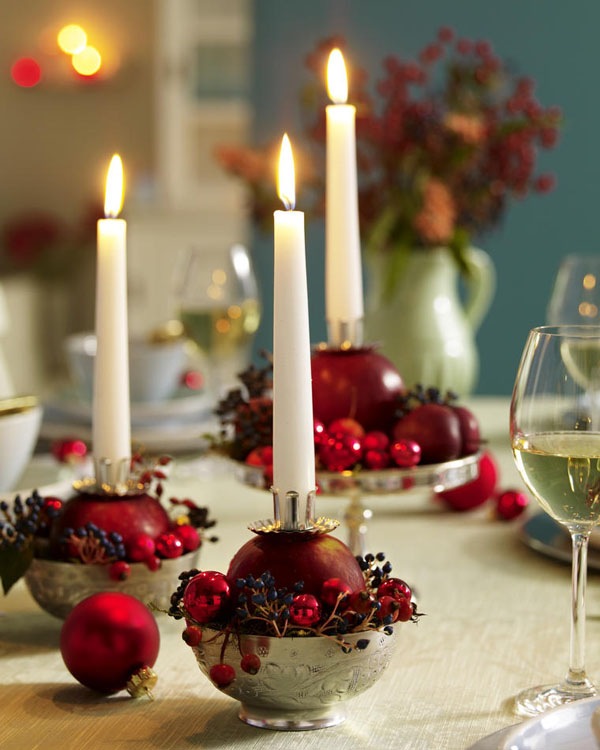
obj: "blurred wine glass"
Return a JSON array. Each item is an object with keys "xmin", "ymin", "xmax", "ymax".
[
  {"xmin": 173, "ymin": 244, "xmax": 261, "ymax": 399},
  {"xmin": 547, "ymin": 255, "xmax": 600, "ymax": 325}
]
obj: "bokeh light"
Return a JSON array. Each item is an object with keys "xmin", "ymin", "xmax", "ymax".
[
  {"xmin": 11, "ymin": 57, "xmax": 42, "ymax": 88},
  {"xmin": 57, "ymin": 24, "xmax": 87, "ymax": 55},
  {"xmin": 71, "ymin": 45, "xmax": 102, "ymax": 77}
]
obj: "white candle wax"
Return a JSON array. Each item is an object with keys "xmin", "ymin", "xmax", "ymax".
[
  {"xmin": 326, "ymin": 49, "xmax": 363, "ymax": 340},
  {"xmin": 272, "ymin": 210, "xmax": 315, "ymax": 501},
  {"xmin": 272, "ymin": 136, "xmax": 315, "ymax": 505},
  {"xmin": 92, "ymin": 156, "xmax": 131, "ymax": 483}
]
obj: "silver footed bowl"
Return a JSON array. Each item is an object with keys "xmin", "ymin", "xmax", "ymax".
[
  {"xmin": 192, "ymin": 627, "xmax": 398, "ymax": 730},
  {"xmin": 24, "ymin": 550, "xmax": 200, "ymax": 619}
]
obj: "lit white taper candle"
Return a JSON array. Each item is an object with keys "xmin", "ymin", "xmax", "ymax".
[
  {"xmin": 272, "ymin": 134, "xmax": 316, "ymax": 508},
  {"xmin": 92, "ymin": 154, "xmax": 131, "ymax": 484},
  {"xmin": 326, "ymin": 48, "xmax": 364, "ymax": 346}
]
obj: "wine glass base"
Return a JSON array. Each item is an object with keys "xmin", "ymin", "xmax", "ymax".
[{"xmin": 514, "ymin": 681, "xmax": 597, "ymax": 717}]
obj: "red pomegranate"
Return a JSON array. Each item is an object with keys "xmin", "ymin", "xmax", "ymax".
[
  {"xmin": 311, "ymin": 346, "xmax": 404, "ymax": 432},
  {"xmin": 49, "ymin": 492, "xmax": 170, "ymax": 558},
  {"xmin": 227, "ymin": 533, "xmax": 365, "ymax": 596}
]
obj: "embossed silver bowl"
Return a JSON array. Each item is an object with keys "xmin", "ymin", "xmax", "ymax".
[
  {"xmin": 192, "ymin": 628, "xmax": 398, "ymax": 730},
  {"xmin": 24, "ymin": 551, "xmax": 199, "ymax": 619}
]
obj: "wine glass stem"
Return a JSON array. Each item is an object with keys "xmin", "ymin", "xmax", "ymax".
[{"xmin": 567, "ymin": 531, "xmax": 591, "ymax": 688}]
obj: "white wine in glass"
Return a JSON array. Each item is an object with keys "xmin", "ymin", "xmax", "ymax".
[
  {"xmin": 511, "ymin": 324, "xmax": 600, "ymax": 717},
  {"xmin": 174, "ymin": 244, "xmax": 261, "ymax": 399}
]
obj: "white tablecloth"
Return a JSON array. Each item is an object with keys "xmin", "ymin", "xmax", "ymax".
[{"xmin": 1, "ymin": 398, "xmax": 596, "ymax": 749}]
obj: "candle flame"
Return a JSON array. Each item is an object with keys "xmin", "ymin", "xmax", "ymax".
[
  {"xmin": 104, "ymin": 154, "xmax": 124, "ymax": 218},
  {"xmin": 277, "ymin": 134, "xmax": 295, "ymax": 210},
  {"xmin": 327, "ymin": 48, "xmax": 348, "ymax": 104}
]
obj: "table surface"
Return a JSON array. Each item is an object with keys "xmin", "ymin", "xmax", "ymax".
[{"xmin": 1, "ymin": 397, "xmax": 597, "ymax": 750}]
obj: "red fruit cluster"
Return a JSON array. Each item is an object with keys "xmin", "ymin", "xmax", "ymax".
[
  {"xmin": 125, "ymin": 524, "xmax": 202, "ymax": 572},
  {"xmin": 244, "ymin": 396, "xmax": 481, "ymax": 478}
]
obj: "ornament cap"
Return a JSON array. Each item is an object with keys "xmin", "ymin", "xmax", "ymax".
[{"xmin": 126, "ymin": 665, "xmax": 158, "ymax": 699}]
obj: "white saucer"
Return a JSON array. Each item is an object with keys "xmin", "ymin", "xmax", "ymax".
[
  {"xmin": 43, "ymin": 387, "xmax": 212, "ymax": 426},
  {"xmin": 499, "ymin": 695, "xmax": 600, "ymax": 748}
]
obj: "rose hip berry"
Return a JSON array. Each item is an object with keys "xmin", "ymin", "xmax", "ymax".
[
  {"xmin": 182, "ymin": 625, "xmax": 203, "ymax": 647},
  {"xmin": 240, "ymin": 653, "xmax": 261, "ymax": 674},
  {"xmin": 108, "ymin": 560, "xmax": 131, "ymax": 582},
  {"xmin": 209, "ymin": 663, "xmax": 236, "ymax": 688}
]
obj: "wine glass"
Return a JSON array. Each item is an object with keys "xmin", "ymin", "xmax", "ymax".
[
  {"xmin": 547, "ymin": 255, "xmax": 600, "ymax": 325},
  {"xmin": 511, "ymin": 324, "xmax": 600, "ymax": 717},
  {"xmin": 172, "ymin": 244, "xmax": 261, "ymax": 400}
]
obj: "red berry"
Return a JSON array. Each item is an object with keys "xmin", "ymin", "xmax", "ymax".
[
  {"xmin": 240, "ymin": 653, "xmax": 261, "ymax": 674},
  {"xmin": 378, "ymin": 595, "xmax": 400, "ymax": 622},
  {"xmin": 182, "ymin": 625, "xmax": 203, "ymax": 647},
  {"xmin": 43, "ymin": 496, "xmax": 63, "ymax": 513},
  {"xmin": 363, "ymin": 431, "xmax": 390, "ymax": 451},
  {"xmin": 209, "ymin": 663, "xmax": 236, "ymax": 688},
  {"xmin": 390, "ymin": 439, "xmax": 421, "ymax": 467},
  {"xmin": 347, "ymin": 590, "xmax": 377, "ymax": 615},
  {"xmin": 181, "ymin": 370, "xmax": 204, "ymax": 390},
  {"xmin": 495, "ymin": 489, "xmax": 529, "ymax": 520},
  {"xmin": 289, "ymin": 594, "xmax": 322, "ymax": 627},
  {"xmin": 145, "ymin": 555, "xmax": 161, "ymax": 572},
  {"xmin": 320, "ymin": 577, "xmax": 352, "ymax": 607},
  {"xmin": 108, "ymin": 560, "xmax": 131, "ymax": 581},
  {"xmin": 174, "ymin": 524, "xmax": 201, "ymax": 552},
  {"xmin": 155, "ymin": 532, "xmax": 184, "ymax": 559},
  {"xmin": 377, "ymin": 577, "xmax": 412, "ymax": 602},
  {"xmin": 127, "ymin": 533, "xmax": 156, "ymax": 562},
  {"xmin": 395, "ymin": 597, "xmax": 415, "ymax": 622}
]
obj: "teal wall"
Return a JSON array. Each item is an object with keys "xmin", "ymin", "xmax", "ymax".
[{"xmin": 249, "ymin": 0, "xmax": 599, "ymax": 395}]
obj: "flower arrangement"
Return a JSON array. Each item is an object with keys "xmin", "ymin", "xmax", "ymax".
[
  {"xmin": 216, "ymin": 27, "xmax": 561, "ymax": 296},
  {"xmin": 0, "ymin": 202, "xmax": 100, "ymax": 280}
]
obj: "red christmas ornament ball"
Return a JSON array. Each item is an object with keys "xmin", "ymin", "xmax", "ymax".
[
  {"xmin": 183, "ymin": 570, "xmax": 231, "ymax": 623},
  {"xmin": 437, "ymin": 452, "xmax": 499, "ymax": 512},
  {"xmin": 155, "ymin": 532, "xmax": 184, "ymax": 559},
  {"xmin": 496, "ymin": 489, "xmax": 529, "ymax": 520},
  {"xmin": 320, "ymin": 577, "xmax": 352, "ymax": 607},
  {"xmin": 127, "ymin": 532, "xmax": 156, "ymax": 562},
  {"xmin": 390, "ymin": 439, "xmax": 421, "ymax": 468},
  {"xmin": 175, "ymin": 524, "xmax": 201, "ymax": 552},
  {"xmin": 60, "ymin": 592, "xmax": 160, "ymax": 694},
  {"xmin": 318, "ymin": 432, "xmax": 363, "ymax": 471},
  {"xmin": 289, "ymin": 593, "xmax": 322, "ymax": 627},
  {"xmin": 51, "ymin": 438, "xmax": 88, "ymax": 464}
]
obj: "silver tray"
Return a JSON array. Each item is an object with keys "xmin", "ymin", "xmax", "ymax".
[
  {"xmin": 236, "ymin": 452, "xmax": 481, "ymax": 496},
  {"xmin": 235, "ymin": 454, "xmax": 481, "ymax": 556}
]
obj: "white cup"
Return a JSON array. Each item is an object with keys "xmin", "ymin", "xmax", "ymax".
[{"xmin": 64, "ymin": 332, "xmax": 188, "ymax": 403}]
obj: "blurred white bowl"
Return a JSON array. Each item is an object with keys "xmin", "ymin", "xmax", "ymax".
[
  {"xmin": 0, "ymin": 398, "xmax": 43, "ymax": 491},
  {"xmin": 65, "ymin": 333, "xmax": 188, "ymax": 403}
]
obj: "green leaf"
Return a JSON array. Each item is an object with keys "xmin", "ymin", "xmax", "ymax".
[{"xmin": 0, "ymin": 542, "xmax": 33, "ymax": 595}]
